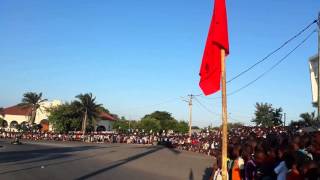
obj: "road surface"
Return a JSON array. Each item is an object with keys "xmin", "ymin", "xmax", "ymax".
[{"xmin": 0, "ymin": 139, "xmax": 214, "ymax": 180}]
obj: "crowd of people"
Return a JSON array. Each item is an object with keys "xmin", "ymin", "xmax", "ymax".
[
  {"xmin": 1, "ymin": 125, "xmax": 319, "ymax": 179},
  {"xmin": 171, "ymin": 126, "xmax": 320, "ymax": 180},
  {"xmin": 0, "ymin": 131, "xmax": 159, "ymax": 145}
]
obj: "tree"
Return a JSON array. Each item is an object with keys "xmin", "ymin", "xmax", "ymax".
[
  {"xmin": 142, "ymin": 111, "xmax": 176, "ymax": 131},
  {"xmin": 113, "ymin": 119, "xmax": 130, "ymax": 132},
  {"xmin": 19, "ymin": 92, "xmax": 48, "ymax": 124},
  {"xmin": 175, "ymin": 121, "xmax": 189, "ymax": 134},
  {"xmin": 251, "ymin": 103, "xmax": 283, "ymax": 127},
  {"xmin": 140, "ymin": 117, "xmax": 161, "ymax": 133},
  {"xmin": 191, "ymin": 126, "xmax": 200, "ymax": 130},
  {"xmin": 97, "ymin": 106, "xmax": 110, "ymax": 114},
  {"xmin": 74, "ymin": 93, "xmax": 102, "ymax": 133},
  {"xmin": 228, "ymin": 122, "xmax": 244, "ymax": 129},
  {"xmin": 48, "ymin": 102, "xmax": 82, "ymax": 133},
  {"xmin": 290, "ymin": 112, "xmax": 318, "ymax": 128},
  {"xmin": 0, "ymin": 107, "xmax": 4, "ymax": 116},
  {"xmin": 299, "ymin": 112, "xmax": 317, "ymax": 126},
  {"xmin": 0, "ymin": 117, "xmax": 8, "ymax": 128}
]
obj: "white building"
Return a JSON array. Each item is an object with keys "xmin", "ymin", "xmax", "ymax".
[
  {"xmin": 96, "ymin": 112, "xmax": 116, "ymax": 131},
  {"xmin": 0, "ymin": 100, "xmax": 62, "ymax": 131},
  {"xmin": 0, "ymin": 100, "xmax": 116, "ymax": 132},
  {"xmin": 309, "ymin": 55, "xmax": 319, "ymax": 107}
]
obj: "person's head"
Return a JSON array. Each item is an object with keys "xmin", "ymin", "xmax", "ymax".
[
  {"xmin": 254, "ymin": 150, "xmax": 266, "ymax": 165},
  {"xmin": 284, "ymin": 152, "xmax": 295, "ymax": 170},
  {"xmin": 232, "ymin": 144, "xmax": 242, "ymax": 158},
  {"xmin": 303, "ymin": 161, "xmax": 319, "ymax": 180},
  {"xmin": 277, "ymin": 145, "xmax": 287, "ymax": 159},
  {"xmin": 242, "ymin": 145, "xmax": 253, "ymax": 161},
  {"xmin": 313, "ymin": 131, "xmax": 320, "ymax": 145}
]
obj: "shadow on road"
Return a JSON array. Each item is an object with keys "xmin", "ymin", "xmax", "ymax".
[
  {"xmin": 167, "ymin": 147, "xmax": 181, "ymax": 155},
  {"xmin": 0, "ymin": 144, "xmax": 116, "ymax": 164},
  {"xmin": 75, "ymin": 146, "xmax": 165, "ymax": 180},
  {"xmin": 0, "ymin": 150, "xmax": 117, "ymax": 175},
  {"xmin": 189, "ymin": 169, "xmax": 194, "ymax": 180},
  {"xmin": 202, "ymin": 167, "xmax": 213, "ymax": 180}
]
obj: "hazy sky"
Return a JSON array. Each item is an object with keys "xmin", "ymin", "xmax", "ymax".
[{"xmin": 0, "ymin": 0, "xmax": 319, "ymax": 127}]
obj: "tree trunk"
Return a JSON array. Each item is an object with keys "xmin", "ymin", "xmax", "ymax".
[
  {"xmin": 30, "ymin": 108, "xmax": 37, "ymax": 124},
  {"xmin": 93, "ymin": 119, "xmax": 97, "ymax": 132},
  {"xmin": 82, "ymin": 109, "xmax": 87, "ymax": 141}
]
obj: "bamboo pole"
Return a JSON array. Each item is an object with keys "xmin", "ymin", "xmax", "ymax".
[
  {"xmin": 221, "ymin": 49, "xmax": 228, "ymax": 180},
  {"xmin": 317, "ymin": 12, "xmax": 320, "ymax": 120}
]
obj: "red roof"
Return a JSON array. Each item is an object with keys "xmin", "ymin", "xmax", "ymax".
[
  {"xmin": 3, "ymin": 105, "xmax": 32, "ymax": 116},
  {"xmin": 99, "ymin": 112, "xmax": 116, "ymax": 121}
]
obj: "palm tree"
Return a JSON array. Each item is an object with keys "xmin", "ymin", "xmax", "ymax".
[
  {"xmin": 74, "ymin": 93, "xmax": 102, "ymax": 135},
  {"xmin": 19, "ymin": 92, "xmax": 47, "ymax": 124},
  {"xmin": 0, "ymin": 107, "xmax": 4, "ymax": 117},
  {"xmin": 299, "ymin": 112, "xmax": 316, "ymax": 126}
]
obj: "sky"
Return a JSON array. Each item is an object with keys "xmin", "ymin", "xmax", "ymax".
[{"xmin": 0, "ymin": 0, "xmax": 319, "ymax": 127}]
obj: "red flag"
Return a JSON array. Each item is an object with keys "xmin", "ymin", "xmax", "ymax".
[{"xmin": 199, "ymin": 0, "xmax": 229, "ymax": 95}]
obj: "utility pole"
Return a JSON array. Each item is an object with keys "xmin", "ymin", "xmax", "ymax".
[
  {"xmin": 188, "ymin": 94, "xmax": 194, "ymax": 137},
  {"xmin": 183, "ymin": 94, "xmax": 194, "ymax": 137},
  {"xmin": 317, "ymin": 12, "xmax": 320, "ymax": 120},
  {"xmin": 187, "ymin": 95, "xmax": 193, "ymax": 137}
]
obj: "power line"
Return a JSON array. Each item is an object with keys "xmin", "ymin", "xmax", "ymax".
[
  {"xmin": 227, "ymin": 19, "xmax": 317, "ymax": 83},
  {"xmin": 228, "ymin": 29, "xmax": 317, "ymax": 96},
  {"xmin": 193, "ymin": 97, "xmax": 243, "ymax": 122},
  {"xmin": 203, "ymin": 29, "xmax": 317, "ymax": 99},
  {"xmin": 194, "ymin": 97, "xmax": 219, "ymax": 115}
]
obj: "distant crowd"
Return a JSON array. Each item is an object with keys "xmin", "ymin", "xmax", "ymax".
[{"xmin": 1, "ymin": 125, "xmax": 320, "ymax": 179}]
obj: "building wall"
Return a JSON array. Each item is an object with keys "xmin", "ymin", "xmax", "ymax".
[
  {"xmin": 1, "ymin": 114, "xmax": 29, "ymax": 125},
  {"xmin": 0, "ymin": 100, "xmax": 61, "ymax": 131},
  {"xmin": 96, "ymin": 120, "xmax": 114, "ymax": 131},
  {"xmin": 309, "ymin": 55, "xmax": 319, "ymax": 107}
]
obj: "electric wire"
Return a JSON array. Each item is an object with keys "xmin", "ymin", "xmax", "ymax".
[{"xmin": 227, "ymin": 19, "xmax": 317, "ymax": 83}]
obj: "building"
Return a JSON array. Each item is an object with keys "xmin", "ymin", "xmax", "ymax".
[
  {"xmin": 96, "ymin": 112, "xmax": 116, "ymax": 131},
  {"xmin": 0, "ymin": 100, "xmax": 62, "ymax": 132},
  {"xmin": 309, "ymin": 55, "xmax": 319, "ymax": 107},
  {"xmin": 0, "ymin": 100, "xmax": 116, "ymax": 132}
]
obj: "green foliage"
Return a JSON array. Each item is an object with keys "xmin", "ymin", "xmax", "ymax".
[
  {"xmin": 19, "ymin": 92, "xmax": 48, "ymax": 124},
  {"xmin": 139, "ymin": 111, "xmax": 188, "ymax": 133},
  {"xmin": 299, "ymin": 112, "xmax": 318, "ymax": 126},
  {"xmin": 74, "ymin": 93, "xmax": 103, "ymax": 132},
  {"xmin": 251, "ymin": 102, "xmax": 283, "ymax": 127},
  {"xmin": 0, "ymin": 117, "xmax": 8, "ymax": 128},
  {"xmin": 0, "ymin": 107, "xmax": 4, "ymax": 116},
  {"xmin": 74, "ymin": 93, "xmax": 102, "ymax": 121},
  {"xmin": 97, "ymin": 106, "xmax": 110, "ymax": 114},
  {"xmin": 191, "ymin": 126, "xmax": 200, "ymax": 129},
  {"xmin": 290, "ymin": 112, "xmax": 318, "ymax": 127},
  {"xmin": 227, "ymin": 122, "xmax": 244, "ymax": 129},
  {"xmin": 140, "ymin": 117, "xmax": 161, "ymax": 133},
  {"xmin": 113, "ymin": 111, "xmax": 188, "ymax": 134},
  {"xmin": 142, "ymin": 111, "xmax": 176, "ymax": 131},
  {"xmin": 113, "ymin": 119, "xmax": 130, "ymax": 132},
  {"xmin": 175, "ymin": 121, "xmax": 189, "ymax": 134},
  {"xmin": 48, "ymin": 102, "xmax": 82, "ymax": 133}
]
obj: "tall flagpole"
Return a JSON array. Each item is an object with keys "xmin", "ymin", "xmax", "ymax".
[{"xmin": 221, "ymin": 49, "xmax": 228, "ymax": 180}]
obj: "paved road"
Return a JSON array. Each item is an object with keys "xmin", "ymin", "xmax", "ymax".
[{"xmin": 0, "ymin": 139, "xmax": 214, "ymax": 180}]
